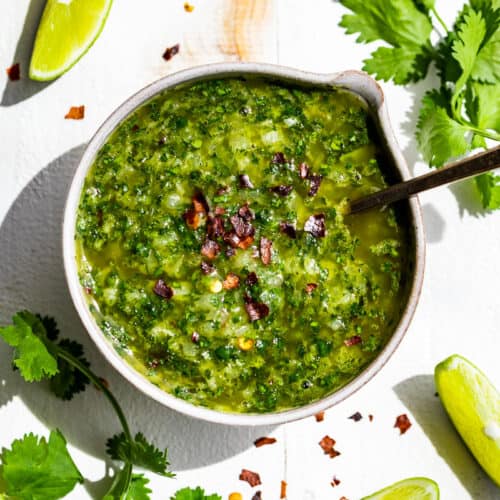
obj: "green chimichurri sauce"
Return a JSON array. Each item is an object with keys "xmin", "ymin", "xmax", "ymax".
[{"xmin": 76, "ymin": 78, "xmax": 411, "ymax": 413}]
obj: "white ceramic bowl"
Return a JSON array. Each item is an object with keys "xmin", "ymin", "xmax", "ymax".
[{"xmin": 63, "ymin": 63, "xmax": 425, "ymax": 426}]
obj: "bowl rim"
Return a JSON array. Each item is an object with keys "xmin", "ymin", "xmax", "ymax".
[{"xmin": 62, "ymin": 62, "xmax": 426, "ymax": 426}]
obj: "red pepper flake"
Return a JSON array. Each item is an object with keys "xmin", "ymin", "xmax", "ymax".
[
  {"xmin": 239, "ymin": 469, "xmax": 261, "ymax": 487},
  {"xmin": 184, "ymin": 2, "xmax": 194, "ymax": 12},
  {"xmin": 191, "ymin": 332, "xmax": 200, "ymax": 343},
  {"xmin": 230, "ymin": 214, "xmax": 255, "ymax": 239},
  {"xmin": 270, "ymin": 185, "xmax": 293, "ymax": 196},
  {"xmin": 304, "ymin": 213, "xmax": 326, "ymax": 238},
  {"xmin": 216, "ymin": 185, "xmax": 230, "ymax": 196},
  {"xmin": 279, "ymin": 221, "xmax": 297, "ymax": 239},
  {"xmin": 344, "ymin": 335, "xmax": 362, "ymax": 347},
  {"xmin": 207, "ymin": 214, "xmax": 225, "ymax": 239},
  {"xmin": 153, "ymin": 279, "xmax": 174, "ymax": 300},
  {"xmin": 200, "ymin": 261, "xmax": 216, "ymax": 275},
  {"xmin": 369, "ymin": 414, "xmax": 374, "ymax": 422},
  {"xmin": 331, "ymin": 476, "xmax": 341, "ymax": 487},
  {"xmin": 299, "ymin": 162, "xmax": 310, "ymax": 179},
  {"xmin": 305, "ymin": 283, "xmax": 318, "ymax": 294},
  {"xmin": 251, "ymin": 492, "xmax": 262, "ymax": 500},
  {"xmin": 315, "ymin": 411, "xmax": 325, "ymax": 422},
  {"xmin": 244, "ymin": 294, "xmax": 269, "ymax": 322},
  {"xmin": 223, "ymin": 272, "xmax": 240, "ymax": 290},
  {"xmin": 319, "ymin": 435, "xmax": 341, "ymax": 458},
  {"xmin": 6, "ymin": 63, "xmax": 20, "ymax": 81},
  {"xmin": 281, "ymin": 480, "xmax": 287, "ymax": 498},
  {"xmin": 272, "ymin": 152, "xmax": 286, "ymax": 164},
  {"xmin": 238, "ymin": 203, "xmax": 255, "ymax": 221},
  {"xmin": 201, "ymin": 239, "xmax": 220, "ymax": 260},
  {"xmin": 163, "ymin": 43, "xmax": 180, "ymax": 61},
  {"xmin": 192, "ymin": 191, "xmax": 209, "ymax": 214},
  {"xmin": 349, "ymin": 411, "xmax": 363, "ymax": 422},
  {"xmin": 237, "ymin": 235, "xmax": 254, "ymax": 249},
  {"xmin": 148, "ymin": 358, "xmax": 160, "ymax": 369},
  {"xmin": 260, "ymin": 237, "xmax": 272, "ymax": 265},
  {"xmin": 84, "ymin": 287, "xmax": 93, "ymax": 295},
  {"xmin": 394, "ymin": 413, "xmax": 412, "ymax": 435},
  {"xmin": 340, "ymin": 497, "xmax": 350, "ymax": 500},
  {"xmin": 254, "ymin": 436, "xmax": 277, "ymax": 447},
  {"xmin": 183, "ymin": 208, "xmax": 200, "ymax": 229},
  {"xmin": 308, "ymin": 174, "xmax": 323, "ymax": 196},
  {"xmin": 245, "ymin": 272, "xmax": 258, "ymax": 286},
  {"xmin": 65, "ymin": 106, "xmax": 85, "ymax": 120},
  {"xmin": 239, "ymin": 174, "xmax": 254, "ymax": 189}
]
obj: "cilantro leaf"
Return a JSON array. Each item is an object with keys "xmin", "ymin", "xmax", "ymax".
[
  {"xmin": 0, "ymin": 430, "xmax": 83, "ymax": 500},
  {"xmin": 339, "ymin": 0, "xmax": 433, "ymax": 84},
  {"xmin": 125, "ymin": 474, "xmax": 152, "ymax": 500},
  {"xmin": 0, "ymin": 312, "xmax": 58, "ymax": 382},
  {"xmin": 417, "ymin": 90, "xmax": 471, "ymax": 167},
  {"xmin": 106, "ymin": 433, "xmax": 174, "ymax": 477},
  {"xmin": 339, "ymin": 0, "xmax": 433, "ymax": 47},
  {"xmin": 50, "ymin": 339, "xmax": 91, "ymax": 400},
  {"xmin": 475, "ymin": 172, "xmax": 500, "ymax": 209},
  {"xmin": 37, "ymin": 315, "xmax": 60, "ymax": 341},
  {"xmin": 170, "ymin": 486, "xmax": 222, "ymax": 500},
  {"xmin": 466, "ymin": 81, "xmax": 500, "ymax": 131},
  {"xmin": 363, "ymin": 46, "xmax": 431, "ymax": 84},
  {"xmin": 471, "ymin": 28, "xmax": 500, "ymax": 83},
  {"xmin": 451, "ymin": 9, "xmax": 487, "ymax": 110}
]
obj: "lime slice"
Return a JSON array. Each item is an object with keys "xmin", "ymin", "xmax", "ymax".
[
  {"xmin": 29, "ymin": 0, "xmax": 113, "ymax": 81},
  {"xmin": 361, "ymin": 477, "xmax": 439, "ymax": 500},
  {"xmin": 435, "ymin": 354, "xmax": 500, "ymax": 486}
]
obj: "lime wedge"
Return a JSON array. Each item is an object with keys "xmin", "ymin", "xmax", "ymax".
[
  {"xmin": 435, "ymin": 354, "xmax": 500, "ymax": 486},
  {"xmin": 361, "ymin": 477, "xmax": 440, "ymax": 500},
  {"xmin": 29, "ymin": 0, "xmax": 113, "ymax": 81}
]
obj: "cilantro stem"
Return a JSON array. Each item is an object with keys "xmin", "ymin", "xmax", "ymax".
[
  {"xmin": 464, "ymin": 124, "xmax": 500, "ymax": 143},
  {"xmin": 55, "ymin": 347, "xmax": 132, "ymax": 443},
  {"xmin": 431, "ymin": 7, "xmax": 448, "ymax": 34}
]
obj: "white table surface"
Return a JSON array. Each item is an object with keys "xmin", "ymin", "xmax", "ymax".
[{"xmin": 1, "ymin": 1, "xmax": 499, "ymax": 499}]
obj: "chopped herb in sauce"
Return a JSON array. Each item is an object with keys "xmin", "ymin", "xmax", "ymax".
[{"xmin": 76, "ymin": 78, "xmax": 411, "ymax": 413}]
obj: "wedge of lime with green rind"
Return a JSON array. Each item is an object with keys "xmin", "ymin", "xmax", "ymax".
[
  {"xmin": 29, "ymin": 0, "xmax": 113, "ymax": 81},
  {"xmin": 435, "ymin": 354, "xmax": 500, "ymax": 486},
  {"xmin": 361, "ymin": 477, "xmax": 440, "ymax": 500}
]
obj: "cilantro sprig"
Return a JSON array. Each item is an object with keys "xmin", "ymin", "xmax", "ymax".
[
  {"xmin": 339, "ymin": 0, "xmax": 500, "ymax": 210},
  {"xmin": 0, "ymin": 311, "xmax": 174, "ymax": 499}
]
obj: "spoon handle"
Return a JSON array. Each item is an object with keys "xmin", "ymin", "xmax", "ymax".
[{"xmin": 348, "ymin": 145, "xmax": 500, "ymax": 215}]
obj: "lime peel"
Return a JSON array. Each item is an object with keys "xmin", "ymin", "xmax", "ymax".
[
  {"xmin": 29, "ymin": 0, "xmax": 113, "ymax": 81},
  {"xmin": 435, "ymin": 354, "xmax": 500, "ymax": 487},
  {"xmin": 361, "ymin": 477, "xmax": 440, "ymax": 500}
]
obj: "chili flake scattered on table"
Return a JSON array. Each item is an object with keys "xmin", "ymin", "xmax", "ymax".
[
  {"xmin": 239, "ymin": 469, "xmax": 261, "ymax": 487},
  {"xmin": 369, "ymin": 414, "xmax": 374, "ymax": 422},
  {"xmin": 251, "ymin": 492, "xmax": 262, "ymax": 500},
  {"xmin": 394, "ymin": 413, "xmax": 412, "ymax": 434},
  {"xmin": 65, "ymin": 106, "xmax": 85, "ymax": 120},
  {"xmin": 184, "ymin": 2, "xmax": 194, "ymax": 12},
  {"xmin": 331, "ymin": 476, "xmax": 341, "ymax": 487},
  {"xmin": 254, "ymin": 436, "xmax": 277, "ymax": 447},
  {"xmin": 281, "ymin": 480, "xmax": 287, "ymax": 498},
  {"xmin": 163, "ymin": 43, "xmax": 180, "ymax": 61},
  {"xmin": 348, "ymin": 411, "xmax": 362, "ymax": 422},
  {"xmin": 315, "ymin": 411, "xmax": 325, "ymax": 422},
  {"xmin": 6, "ymin": 63, "xmax": 20, "ymax": 81},
  {"xmin": 319, "ymin": 435, "xmax": 341, "ymax": 458}
]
